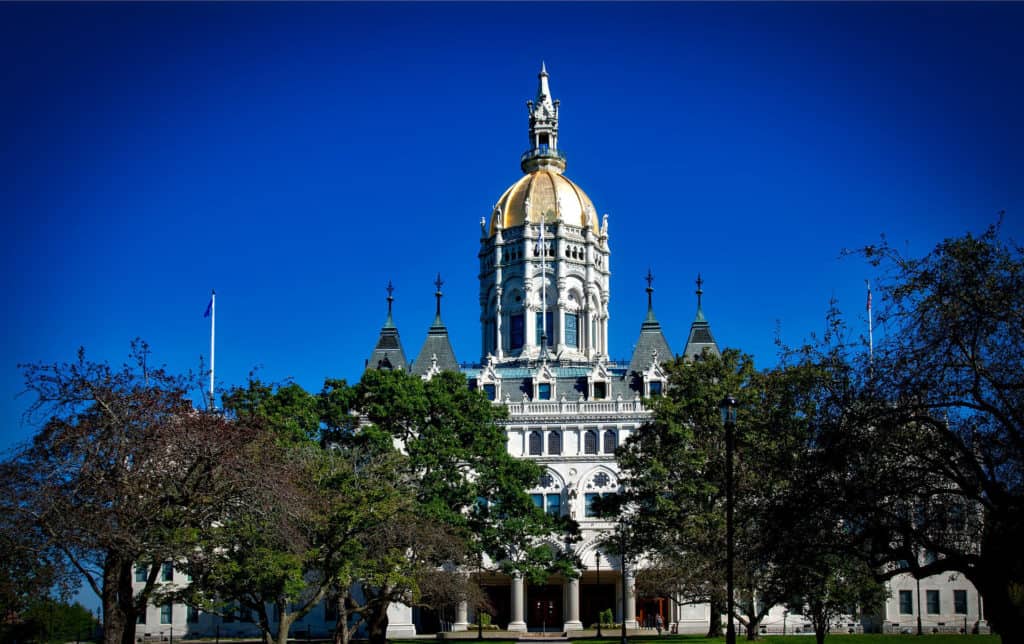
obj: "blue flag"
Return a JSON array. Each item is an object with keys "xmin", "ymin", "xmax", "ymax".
[{"xmin": 203, "ymin": 298, "xmax": 212, "ymax": 318}]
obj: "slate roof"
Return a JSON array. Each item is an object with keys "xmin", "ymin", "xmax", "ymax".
[
  {"xmin": 411, "ymin": 318, "xmax": 459, "ymax": 376},
  {"xmin": 627, "ymin": 308, "xmax": 673, "ymax": 375},
  {"xmin": 366, "ymin": 315, "xmax": 408, "ymax": 372}
]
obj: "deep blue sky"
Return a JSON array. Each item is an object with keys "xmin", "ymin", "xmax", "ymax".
[{"xmin": 3, "ymin": 2, "xmax": 1023, "ymax": 456}]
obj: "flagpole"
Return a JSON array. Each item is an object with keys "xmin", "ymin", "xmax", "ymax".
[
  {"xmin": 209, "ymin": 289, "xmax": 216, "ymax": 407},
  {"xmin": 866, "ymin": 280, "xmax": 873, "ymax": 363}
]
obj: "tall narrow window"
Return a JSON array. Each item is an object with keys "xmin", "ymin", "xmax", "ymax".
[
  {"xmin": 565, "ymin": 313, "xmax": 578, "ymax": 348},
  {"xmin": 135, "ymin": 565, "xmax": 148, "ymax": 582},
  {"xmin": 546, "ymin": 494, "xmax": 561, "ymax": 517},
  {"xmin": 585, "ymin": 493, "xmax": 601, "ymax": 518},
  {"xmin": 530, "ymin": 494, "xmax": 544, "ymax": 509},
  {"xmin": 161, "ymin": 562, "xmax": 173, "ymax": 582},
  {"xmin": 603, "ymin": 430, "xmax": 618, "ymax": 454},
  {"xmin": 535, "ymin": 311, "xmax": 554, "ymax": 346},
  {"xmin": 538, "ymin": 382, "xmax": 551, "ymax": 400},
  {"xmin": 954, "ymin": 590, "xmax": 967, "ymax": 614},
  {"xmin": 584, "ymin": 430, "xmax": 598, "ymax": 455},
  {"xmin": 529, "ymin": 431, "xmax": 543, "ymax": 455},
  {"xmin": 899, "ymin": 590, "xmax": 913, "ymax": 614},
  {"xmin": 547, "ymin": 431, "xmax": 562, "ymax": 455},
  {"xmin": 160, "ymin": 603, "xmax": 172, "ymax": 625},
  {"xmin": 649, "ymin": 381, "xmax": 663, "ymax": 397},
  {"xmin": 592, "ymin": 381, "xmax": 607, "ymax": 400},
  {"xmin": 510, "ymin": 314, "xmax": 525, "ymax": 350},
  {"xmin": 927, "ymin": 590, "xmax": 940, "ymax": 614},
  {"xmin": 483, "ymin": 383, "xmax": 496, "ymax": 401}
]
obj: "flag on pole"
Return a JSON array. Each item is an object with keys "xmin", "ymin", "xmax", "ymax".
[
  {"xmin": 866, "ymin": 283, "xmax": 872, "ymax": 313},
  {"xmin": 203, "ymin": 298, "xmax": 213, "ymax": 318}
]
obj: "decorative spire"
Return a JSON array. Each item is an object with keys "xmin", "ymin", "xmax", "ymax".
[
  {"xmin": 385, "ymin": 280, "xmax": 395, "ymax": 327},
  {"xmin": 433, "ymin": 272, "xmax": 444, "ymax": 323},
  {"xmin": 645, "ymin": 268, "xmax": 655, "ymax": 318},
  {"xmin": 522, "ymin": 63, "xmax": 565, "ymax": 174},
  {"xmin": 695, "ymin": 273, "xmax": 706, "ymax": 322}
]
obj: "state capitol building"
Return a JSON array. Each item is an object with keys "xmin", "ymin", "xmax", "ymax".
[{"xmin": 135, "ymin": 65, "xmax": 984, "ymax": 639}]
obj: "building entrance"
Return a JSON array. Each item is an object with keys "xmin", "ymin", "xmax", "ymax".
[
  {"xmin": 638, "ymin": 597, "xmax": 669, "ymax": 629},
  {"xmin": 527, "ymin": 584, "xmax": 562, "ymax": 630},
  {"xmin": 582, "ymin": 583, "xmax": 617, "ymax": 628}
]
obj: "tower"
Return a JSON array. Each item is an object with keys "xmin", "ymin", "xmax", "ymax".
[{"xmin": 479, "ymin": 64, "xmax": 611, "ymax": 364}]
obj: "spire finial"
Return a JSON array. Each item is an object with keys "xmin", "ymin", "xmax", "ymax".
[
  {"xmin": 695, "ymin": 273, "xmax": 706, "ymax": 322},
  {"xmin": 434, "ymin": 272, "xmax": 444, "ymax": 321},
  {"xmin": 386, "ymin": 280, "xmax": 395, "ymax": 321},
  {"xmin": 540, "ymin": 60, "xmax": 547, "ymax": 75},
  {"xmin": 645, "ymin": 268, "xmax": 655, "ymax": 313}
]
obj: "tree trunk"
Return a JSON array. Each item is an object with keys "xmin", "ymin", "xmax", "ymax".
[
  {"xmin": 706, "ymin": 598, "xmax": 722, "ymax": 638},
  {"xmin": 119, "ymin": 562, "xmax": 140, "ymax": 644},
  {"xmin": 275, "ymin": 600, "xmax": 296, "ymax": 644},
  {"xmin": 334, "ymin": 595, "xmax": 348, "ymax": 644},
  {"xmin": 814, "ymin": 624, "xmax": 827, "ymax": 644},
  {"xmin": 975, "ymin": 507, "xmax": 1024, "ymax": 644},
  {"xmin": 366, "ymin": 599, "xmax": 390, "ymax": 644}
]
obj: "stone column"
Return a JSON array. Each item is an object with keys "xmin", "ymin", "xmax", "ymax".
[
  {"xmin": 564, "ymin": 576, "xmax": 583, "ymax": 630},
  {"xmin": 453, "ymin": 600, "xmax": 469, "ymax": 632},
  {"xmin": 509, "ymin": 573, "xmax": 527, "ymax": 632},
  {"xmin": 624, "ymin": 570, "xmax": 638, "ymax": 629}
]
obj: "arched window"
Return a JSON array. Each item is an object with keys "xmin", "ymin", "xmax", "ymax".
[
  {"xmin": 603, "ymin": 430, "xmax": 617, "ymax": 454},
  {"xmin": 584, "ymin": 430, "xmax": 598, "ymax": 455},
  {"xmin": 548, "ymin": 431, "xmax": 562, "ymax": 455},
  {"xmin": 529, "ymin": 431, "xmax": 543, "ymax": 456}
]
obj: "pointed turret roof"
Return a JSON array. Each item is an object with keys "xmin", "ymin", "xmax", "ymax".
[
  {"xmin": 412, "ymin": 274, "xmax": 459, "ymax": 376},
  {"xmin": 366, "ymin": 281, "xmax": 408, "ymax": 371},
  {"xmin": 629, "ymin": 269, "xmax": 673, "ymax": 374},
  {"xmin": 682, "ymin": 273, "xmax": 720, "ymax": 361}
]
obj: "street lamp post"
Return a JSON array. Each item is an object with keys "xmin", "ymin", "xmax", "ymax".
[
  {"xmin": 477, "ymin": 552, "xmax": 485, "ymax": 640},
  {"xmin": 720, "ymin": 395, "xmax": 738, "ymax": 644},
  {"xmin": 620, "ymin": 524, "xmax": 628, "ymax": 644},
  {"xmin": 596, "ymin": 551, "xmax": 603, "ymax": 638}
]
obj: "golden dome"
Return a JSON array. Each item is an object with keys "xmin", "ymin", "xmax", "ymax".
[{"xmin": 490, "ymin": 169, "xmax": 598, "ymax": 237}]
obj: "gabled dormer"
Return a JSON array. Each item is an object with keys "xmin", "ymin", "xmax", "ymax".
[
  {"xmin": 532, "ymin": 360, "xmax": 556, "ymax": 401},
  {"xmin": 477, "ymin": 355, "xmax": 502, "ymax": 402},
  {"xmin": 589, "ymin": 357, "xmax": 612, "ymax": 400}
]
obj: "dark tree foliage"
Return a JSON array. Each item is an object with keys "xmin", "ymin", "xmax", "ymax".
[
  {"xmin": 0, "ymin": 599, "xmax": 99, "ymax": 644},
  {"xmin": 790, "ymin": 220, "xmax": 1023, "ymax": 641},
  {"xmin": 3, "ymin": 341, "xmax": 263, "ymax": 644}
]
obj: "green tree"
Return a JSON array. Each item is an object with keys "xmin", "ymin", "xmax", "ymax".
[
  {"xmin": 349, "ymin": 369, "xmax": 574, "ymax": 644},
  {"xmin": 2, "ymin": 342, "xmax": 260, "ymax": 644},
  {"xmin": 181, "ymin": 378, "xmax": 417, "ymax": 644},
  {"xmin": 1, "ymin": 599, "xmax": 98, "ymax": 643},
  {"xmin": 616, "ymin": 349, "xmax": 808, "ymax": 639}
]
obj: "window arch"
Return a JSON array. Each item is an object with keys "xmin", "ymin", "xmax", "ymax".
[
  {"xmin": 603, "ymin": 430, "xmax": 617, "ymax": 454},
  {"xmin": 529, "ymin": 431, "xmax": 543, "ymax": 456},
  {"xmin": 584, "ymin": 430, "xmax": 598, "ymax": 455},
  {"xmin": 547, "ymin": 431, "xmax": 562, "ymax": 456}
]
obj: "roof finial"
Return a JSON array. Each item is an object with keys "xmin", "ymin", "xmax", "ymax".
[
  {"xmin": 386, "ymin": 280, "xmax": 395, "ymax": 324},
  {"xmin": 695, "ymin": 273, "xmax": 706, "ymax": 322},
  {"xmin": 645, "ymin": 268, "xmax": 655, "ymax": 314},
  {"xmin": 434, "ymin": 272, "xmax": 444, "ymax": 322}
]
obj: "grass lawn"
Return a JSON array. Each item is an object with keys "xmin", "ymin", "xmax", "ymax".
[{"xmin": 396, "ymin": 636, "xmax": 1000, "ymax": 644}]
